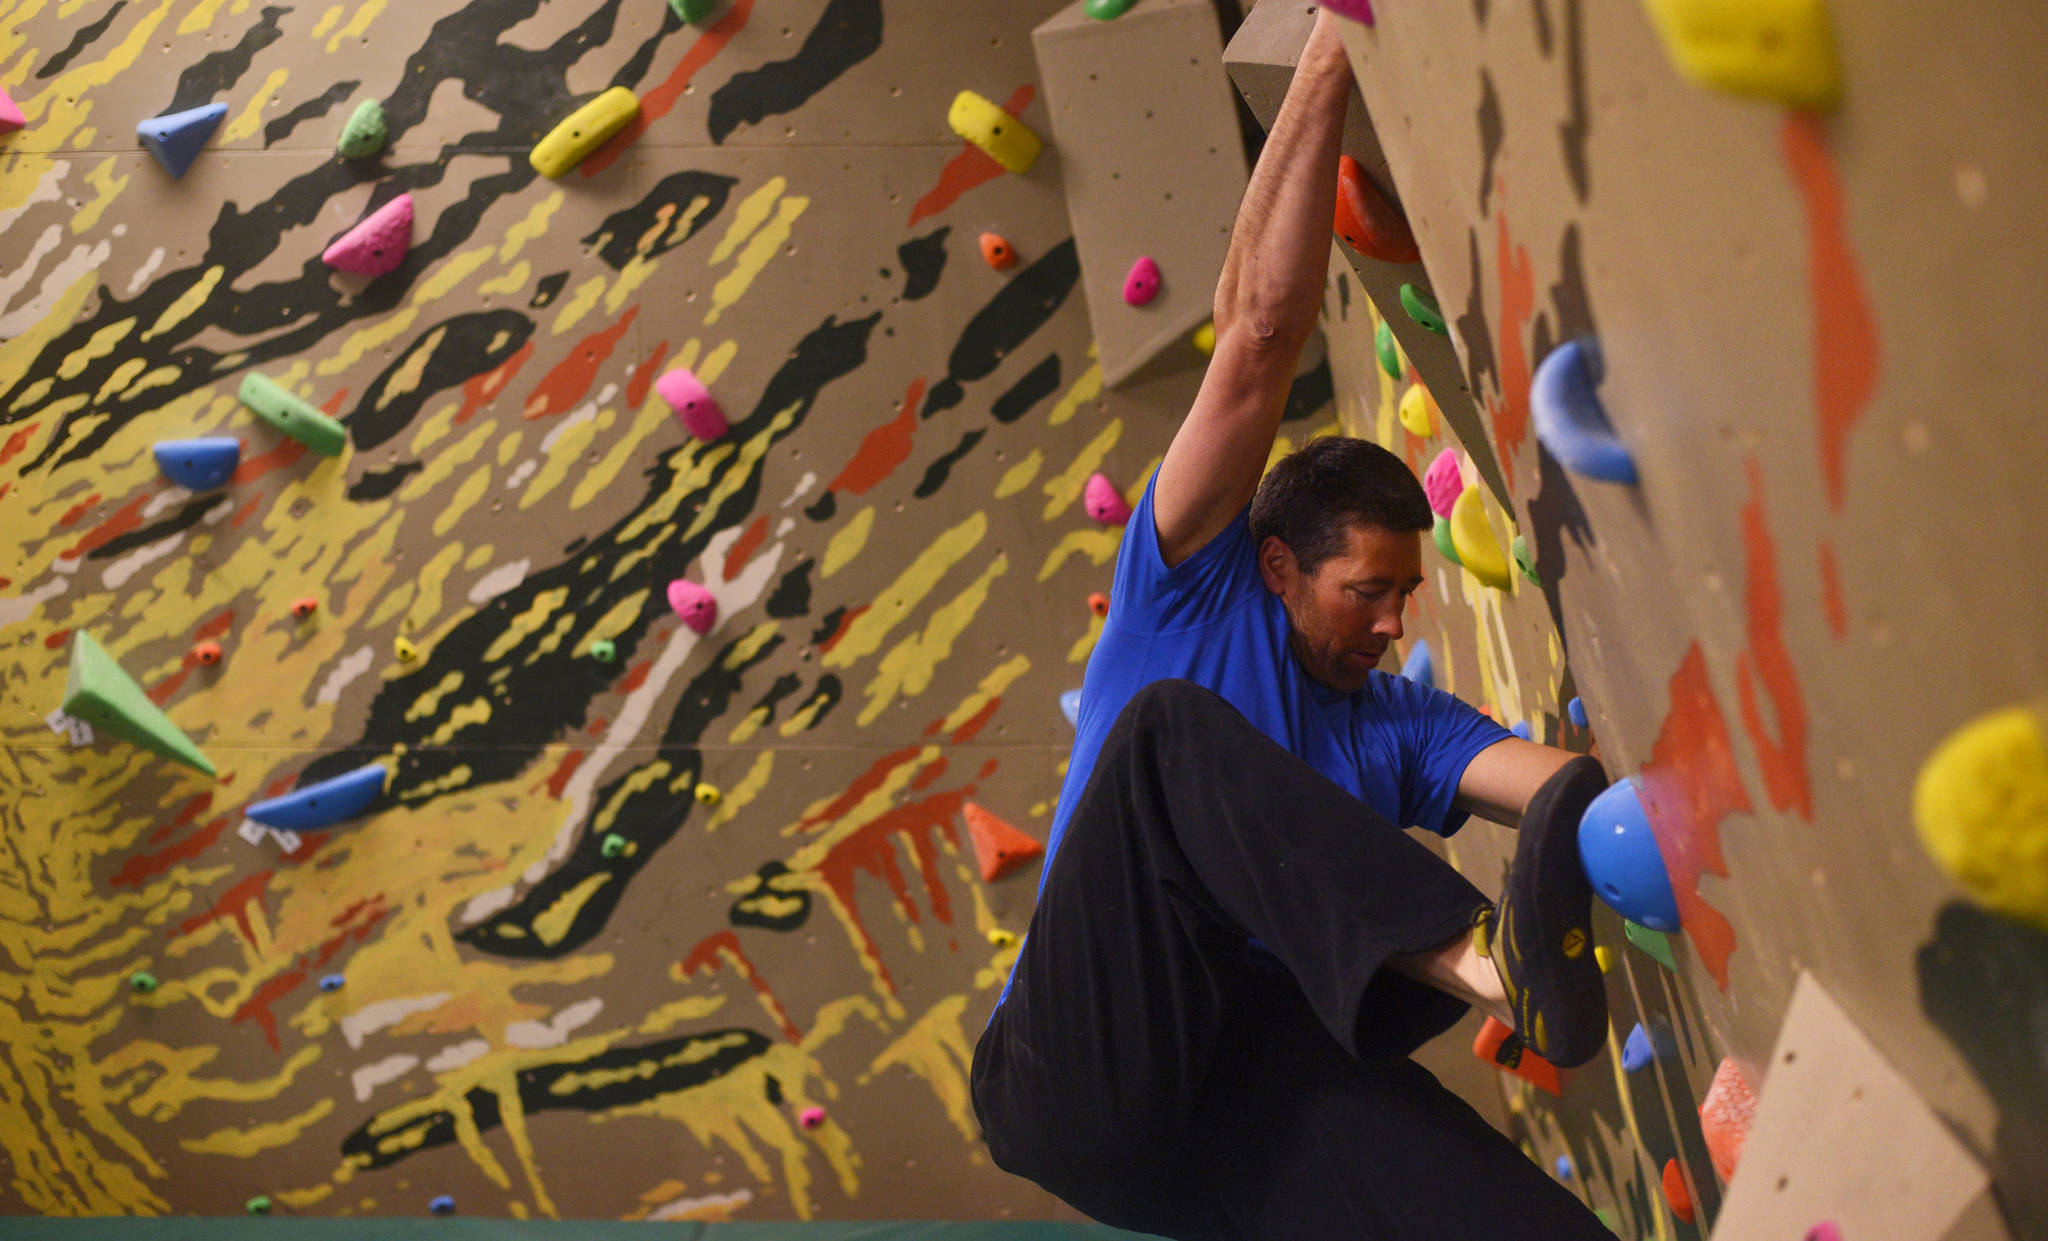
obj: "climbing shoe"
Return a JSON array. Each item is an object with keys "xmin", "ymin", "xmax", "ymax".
[{"xmin": 1471, "ymin": 755, "xmax": 1610, "ymax": 1067}]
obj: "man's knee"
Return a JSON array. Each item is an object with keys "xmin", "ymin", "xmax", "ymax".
[{"xmin": 1120, "ymin": 678, "xmax": 1229, "ymax": 731}]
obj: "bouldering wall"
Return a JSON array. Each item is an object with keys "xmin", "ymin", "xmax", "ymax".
[
  {"xmin": 0, "ymin": 0, "xmax": 1334, "ymax": 1224},
  {"xmin": 1224, "ymin": 1, "xmax": 2047, "ymax": 1239}
]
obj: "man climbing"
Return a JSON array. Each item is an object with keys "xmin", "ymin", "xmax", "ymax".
[{"xmin": 970, "ymin": 11, "xmax": 1615, "ymax": 1240}]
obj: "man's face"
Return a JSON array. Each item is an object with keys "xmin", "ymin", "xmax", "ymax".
[{"xmin": 1260, "ymin": 522, "xmax": 1424, "ymax": 694}]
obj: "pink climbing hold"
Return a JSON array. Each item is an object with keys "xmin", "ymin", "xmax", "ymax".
[
  {"xmin": 1122, "ymin": 256, "xmax": 1161, "ymax": 307},
  {"xmin": 798, "ymin": 1106, "xmax": 826, "ymax": 1131},
  {"xmin": 655, "ymin": 367, "xmax": 728, "ymax": 440},
  {"xmin": 1320, "ymin": 0, "xmax": 1375, "ymax": 22},
  {"xmin": 0, "ymin": 87, "xmax": 24, "ymax": 134},
  {"xmin": 1804, "ymin": 1225, "xmax": 1841, "ymax": 1241},
  {"xmin": 322, "ymin": 192, "xmax": 413, "ymax": 278},
  {"xmin": 666, "ymin": 579, "xmax": 718, "ymax": 634},
  {"xmin": 1083, "ymin": 472, "xmax": 1132, "ymax": 526},
  {"xmin": 1423, "ymin": 447, "xmax": 1463, "ymax": 518}
]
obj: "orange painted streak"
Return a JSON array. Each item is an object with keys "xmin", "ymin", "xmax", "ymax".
[
  {"xmin": 1817, "ymin": 537, "xmax": 1848, "ymax": 640},
  {"xmin": 907, "ymin": 86, "xmax": 1033, "ymax": 227},
  {"xmin": 229, "ymin": 491, "xmax": 263, "ymax": 527},
  {"xmin": 1733, "ymin": 457, "xmax": 1813, "ymax": 819},
  {"xmin": 813, "ymin": 790, "xmax": 970, "ymax": 998},
  {"xmin": 58, "ymin": 493, "xmax": 101, "ymax": 527},
  {"xmin": 1636, "ymin": 641, "xmax": 1751, "ymax": 991},
  {"xmin": 818, "ymin": 604, "xmax": 869, "ymax": 656},
  {"xmin": 148, "ymin": 666, "xmax": 190, "ymax": 706},
  {"xmin": 175, "ymin": 870, "xmax": 270, "ymax": 944},
  {"xmin": 975, "ymin": 757, "xmax": 998, "ymax": 780},
  {"xmin": 627, "ymin": 341, "xmax": 671, "ymax": 412},
  {"xmin": 797, "ymin": 744, "xmax": 925, "ymax": 834},
  {"xmin": 0, "ymin": 422, "xmax": 38, "ymax": 466},
  {"xmin": 722, "ymin": 514, "xmax": 769, "ymax": 581},
  {"xmin": 113, "ymin": 813, "xmax": 230, "ymax": 888},
  {"xmin": 949, "ymin": 695, "xmax": 1001, "ymax": 743},
  {"xmin": 543, "ymin": 749, "xmax": 585, "ymax": 800},
  {"xmin": 829, "ymin": 378, "xmax": 925, "ymax": 495},
  {"xmin": 62, "ymin": 493, "xmax": 147, "ymax": 559},
  {"xmin": 1488, "ymin": 186, "xmax": 1534, "ymax": 494},
  {"xmin": 43, "ymin": 628, "xmax": 70, "ymax": 649},
  {"xmin": 618, "ymin": 658, "xmax": 654, "ymax": 693},
  {"xmin": 1782, "ymin": 115, "xmax": 1880, "ymax": 512},
  {"xmin": 586, "ymin": 716, "xmax": 608, "ymax": 734},
  {"xmin": 456, "ymin": 340, "xmax": 534, "ymax": 425},
  {"xmin": 910, "ymin": 755, "xmax": 951, "ymax": 791},
  {"xmin": 678, "ymin": 929, "xmax": 802, "ymax": 1044},
  {"xmin": 522, "ymin": 306, "xmax": 639, "ymax": 420},
  {"xmin": 583, "ymin": 0, "xmax": 757, "ymax": 178},
  {"xmin": 231, "ymin": 968, "xmax": 305, "ymax": 1051},
  {"xmin": 148, "ymin": 793, "xmax": 214, "ymax": 844},
  {"xmin": 232, "ymin": 436, "xmax": 308, "ymax": 485}
]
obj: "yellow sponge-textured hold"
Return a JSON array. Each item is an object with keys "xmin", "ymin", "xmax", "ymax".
[
  {"xmin": 1449, "ymin": 487, "xmax": 1513, "ymax": 590},
  {"xmin": 1640, "ymin": 0, "xmax": 1842, "ymax": 111},
  {"xmin": 947, "ymin": 90, "xmax": 1041, "ymax": 175},
  {"xmin": 530, "ymin": 87, "xmax": 640, "ymax": 179},
  {"xmin": 1913, "ymin": 704, "xmax": 2048, "ymax": 930}
]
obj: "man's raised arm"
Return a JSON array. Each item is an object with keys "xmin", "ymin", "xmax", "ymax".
[{"xmin": 1152, "ymin": 11, "xmax": 1354, "ymax": 568}]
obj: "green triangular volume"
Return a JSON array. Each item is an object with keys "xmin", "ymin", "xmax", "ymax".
[{"xmin": 63, "ymin": 631, "xmax": 216, "ymax": 777}]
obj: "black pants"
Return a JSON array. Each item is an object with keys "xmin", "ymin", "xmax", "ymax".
[{"xmin": 971, "ymin": 680, "xmax": 1610, "ymax": 1240}]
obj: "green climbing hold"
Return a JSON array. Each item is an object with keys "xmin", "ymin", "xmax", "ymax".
[
  {"xmin": 1400, "ymin": 283, "xmax": 1447, "ymax": 334},
  {"xmin": 1624, "ymin": 919, "xmax": 1679, "ymax": 971},
  {"xmin": 246, "ymin": 1196, "xmax": 272, "ymax": 1216},
  {"xmin": 1432, "ymin": 515, "xmax": 1462, "ymax": 567},
  {"xmin": 1375, "ymin": 319, "xmax": 1402, "ymax": 380},
  {"xmin": 589, "ymin": 638, "xmax": 617, "ymax": 663},
  {"xmin": 601, "ymin": 833, "xmax": 627, "ymax": 859},
  {"xmin": 64, "ymin": 631, "xmax": 217, "ymax": 777},
  {"xmin": 1512, "ymin": 534, "xmax": 1541, "ymax": 585},
  {"xmin": 238, "ymin": 373, "xmax": 348, "ymax": 457},
  {"xmin": 668, "ymin": 0, "xmax": 715, "ymax": 23},
  {"xmin": 1594, "ymin": 1206, "xmax": 1620, "ymax": 1233},
  {"xmin": 1084, "ymin": 0, "xmax": 1136, "ymax": 17},
  {"xmin": 129, "ymin": 971, "xmax": 158, "ymax": 992},
  {"xmin": 338, "ymin": 99, "xmax": 387, "ymax": 159}
]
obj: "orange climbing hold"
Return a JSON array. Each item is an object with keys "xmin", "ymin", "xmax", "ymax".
[
  {"xmin": 1662, "ymin": 1157, "xmax": 1696, "ymax": 1224},
  {"xmin": 979, "ymin": 232, "xmax": 1017, "ymax": 270},
  {"xmin": 1472, "ymin": 1016, "xmax": 1561, "ymax": 1096},
  {"xmin": 290, "ymin": 597, "xmax": 319, "ymax": 620},
  {"xmin": 193, "ymin": 640, "xmax": 222, "ymax": 667},
  {"xmin": 1333, "ymin": 155, "xmax": 1420, "ymax": 264},
  {"xmin": 1087, "ymin": 591, "xmax": 1110, "ymax": 618},
  {"xmin": 1699, "ymin": 1056, "xmax": 1758, "ymax": 1182},
  {"xmin": 964, "ymin": 802, "xmax": 1044, "ymax": 882}
]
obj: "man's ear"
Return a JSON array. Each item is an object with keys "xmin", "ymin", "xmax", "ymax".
[{"xmin": 1257, "ymin": 535, "xmax": 1296, "ymax": 595}]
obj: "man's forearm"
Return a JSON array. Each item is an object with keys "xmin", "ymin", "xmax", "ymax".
[{"xmin": 1211, "ymin": 13, "xmax": 1354, "ymax": 353}]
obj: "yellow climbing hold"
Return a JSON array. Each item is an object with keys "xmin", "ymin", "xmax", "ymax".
[
  {"xmin": 694, "ymin": 782, "xmax": 722, "ymax": 806},
  {"xmin": 1192, "ymin": 321, "xmax": 1216, "ymax": 357},
  {"xmin": 1640, "ymin": 0, "xmax": 1842, "ymax": 111},
  {"xmin": 1399, "ymin": 383, "xmax": 1438, "ymax": 437},
  {"xmin": 1449, "ymin": 488, "xmax": 1512, "ymax": 589},
  {"xmin": 1913, "ymin": 703, "xmax": 2048, "ymax": 930},
  {"xmin": 1594, "ymin": 945, "xmax": 1613, "ymax": 974},
  {"xmin": 530, "ymin": 87, "xmax": 640, "ymax": 179},
  {"xmin": 947, "ymin": 90, "xmax": 1041, "ymax": 175},
  {"xmin": 395, "ymin": 636, "xmax": 419, "ymax": 662}
]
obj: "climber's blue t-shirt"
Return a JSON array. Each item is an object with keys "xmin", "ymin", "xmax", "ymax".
[{"xmin": 992, "ymin": 472, "xmax": 1512, "ymax": 1016}]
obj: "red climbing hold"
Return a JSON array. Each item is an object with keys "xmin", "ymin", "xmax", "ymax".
[
  {"xmin": 1087, "ymin": 591, "xmax": 1110, "ymax": 618},
  {"xmin": 290, "ymin": 597, "xmax": 319, "ymax": 620},
  {"xmin": 1333, "ymin": 156, "xmax": 1420, "ymax": 264},
  {"xmin": 964, "ymin": 802, "xmax": 1044, "ymax": 882},
  {"xmin": 1083, "ymin": 473, "xmax": 1132, "ymax": 526},
  {"xmin": 979, "ymin": 232, "xmax": 1017, "ymax": 270},
  {"xmin": 1699, "ymin": 1056, "xmax": 1758, "ymax": 1182},
  {"xmin": 1472, "ymin": 1016, "xmax": 1562, "ymax": 1096},
  {"xmin": 193, "ymin": 640, "xmax": 222, "ymax": 667},
  {"xmin": 1662, "ymin": 1158, "xmax": 1695, "ymax": 1225}
]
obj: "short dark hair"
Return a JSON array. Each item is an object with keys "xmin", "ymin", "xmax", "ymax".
[{"xmin": 1248, "ymin": 435, "xmax": 1432, "ymax": 576}]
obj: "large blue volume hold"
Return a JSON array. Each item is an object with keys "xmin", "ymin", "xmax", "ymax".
[
  {"xmin": 1578, "ymin": 776, "xmax": 1683, "ymax": 931},
  {"xmin": 1532, "ymin": 339, "xmax": 1638, "ymax": 484},
  {"xmin": 152, "ymin": 437, "xmax": 241, "ymax": 491},
  {"xmin": 246, "ymin": 762, "xmax": 389, "ymax": 830},
  {"xmin": 138, "ymin": 102, "xmax": 227, "ymax": 179}
]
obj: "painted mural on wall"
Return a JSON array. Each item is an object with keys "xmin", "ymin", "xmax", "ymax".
[{"xmin": 0, "ymin": 0, "xmax": 1349, "ymax": 1221}]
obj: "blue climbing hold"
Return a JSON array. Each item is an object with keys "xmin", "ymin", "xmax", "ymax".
[
  {"xmin": 1511, "ymin": 720, "xmax": 1533, "ymax": 741},
  {"xmin": 138, "ymin": 102, "xmax": 228, "ymax": 180},
  {"xmin": 246, "ymin": 762, "xmax": 389, "ymax": 831},
  {"xmin": 1622, "ymin": 1022, "xmax": 1656, "ymax": 1073},
  {"xmin": 318, "ymin": 973, "xmax": 346, "ymax": 992},
  {"xmin": 1578, "ymin": 777, "xmax": 1682, "ymax": 931},
  {"xmin": 152, "ymin": 437, "xmax": 241, "ymax": 491},
  {"xmin": 1568, "ymin": 696, "xmax": 1588, "ymax": 728},
  {"xmin": 1532, "ymin": 339, "xmax": 1638, "ymax": 484},
  {"xmin": 1400, "ymin": 640, "xmax": 1433, "ymax": 689},
  {"xmin": 1059, "ymin": 689, "xmax": 1083, "ymax": 727},
  {"xmin": 428, "ymin": 1194, "xmax": 456, "ymax": 1215},
  {"xmin": 1555, "ymin": 1154, "xmax": 1575, "ymax": 1180}
]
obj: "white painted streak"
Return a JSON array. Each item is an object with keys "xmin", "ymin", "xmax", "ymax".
[
  {"xmin": 467, "ymin": 558, "xmax": 530, "ymax": 605},
  {"xmin": 0, "ymin": 578, "xmax": 67, "ymax": 632},
  {"xmin": 316, "ymin": 645, "xmax": 376, "ymax": 704},
  {"xmin": 351, "ymin": 1053, "xmax": 419, "ymax": 1103},
  {"xmin": 102, "ymin": 530, "xmax": 185, "ymax": 589},
  {"xmin": 339, "ymin": 992, "xmax": 451, "ymax": 1050}
]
